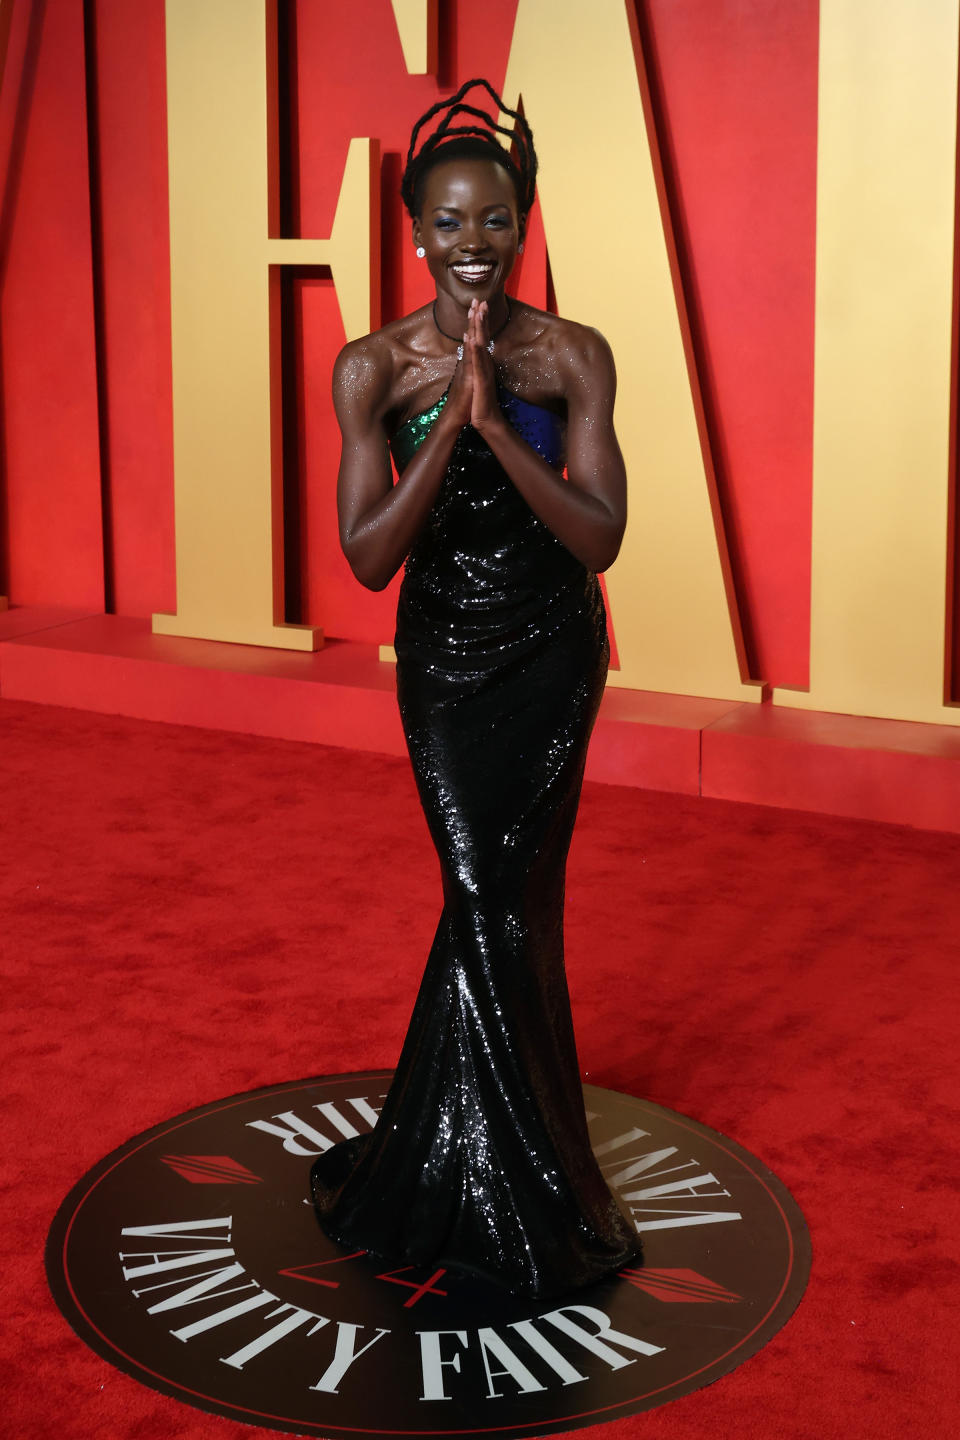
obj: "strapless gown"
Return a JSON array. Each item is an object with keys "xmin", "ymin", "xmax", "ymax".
[{"xmin": 310, "ymin": 385, "xmax": 640, "ymax": 1297}]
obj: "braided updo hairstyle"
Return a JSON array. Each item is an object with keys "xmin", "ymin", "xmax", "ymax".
[{"xmin": 401, "ymin": 78, "xmax": 537, "ymax": 230}]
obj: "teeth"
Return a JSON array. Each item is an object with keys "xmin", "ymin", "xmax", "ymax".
[{"xmin": 453, "ymin": 263, "xmax": 493, "ymax": 277}]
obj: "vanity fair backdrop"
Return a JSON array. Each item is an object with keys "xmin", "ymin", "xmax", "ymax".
[{"xmin": 4, "ymin": 0, "xmax": 960, "ymax": 737}]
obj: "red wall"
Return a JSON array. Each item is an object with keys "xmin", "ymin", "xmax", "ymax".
[
  {"xmin": 0, "ymin": 0, "xmax": 821, "ymax": 690},
  {"xmin": 640, "ymin": 1, "xmax": 817, "ymax": 688},
  {"xmin": 1, "ymin": 0, "xmax": 104, "ymax": 609},
  {"xmin": 88, "ymin": 0, "xmax": 174, "ymax": 618}
]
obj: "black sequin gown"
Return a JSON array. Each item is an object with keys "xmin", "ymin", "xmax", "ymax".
[{"xmin": 310, "ymin": 385, "xmax": 640, "ymax": 1297}]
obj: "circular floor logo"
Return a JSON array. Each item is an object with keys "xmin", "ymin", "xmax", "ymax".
[{"xmin": 47, "ymin": 1072, "xmax": 810, "ymax": 1437}]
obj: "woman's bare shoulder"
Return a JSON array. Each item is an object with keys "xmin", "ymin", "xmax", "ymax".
[
  {"xmin": 540, "ymin": 310, "xmax": 614, "ymax": 368},
  {"xmin": 505, "ymin": 304, "xmax": 615, "ymax": 405},
  {"xmin": 332, "ymin": 308, "xmax": 434, "ymax": 417}
]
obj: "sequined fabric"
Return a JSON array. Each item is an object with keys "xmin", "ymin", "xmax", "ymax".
[{"xmin": 310, "ymin": 385, "xmax": 641, "ymax": 1297}]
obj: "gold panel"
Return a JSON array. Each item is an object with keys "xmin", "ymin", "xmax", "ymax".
[
  {"xmin": 502, "ymin": 0, "xmax": 759, "ymax": 702},
  {"xmin": 154, "ymin": 0, "xmax": 379, "ymax": 650},
  {"xmin": 389, "ymin": 0, "xmax": 437, "ymax": 75},
  {"xmin": 774, "ymin": 0, "xmax": 960, "ymax": 724}
]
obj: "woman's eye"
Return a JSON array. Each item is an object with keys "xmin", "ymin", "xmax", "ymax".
[
  {"xmin": 434, "ymin": 218, "xmax": 459, "ymax": 230},
  {"xmin": 485, "ymin": 217, "xmax": 509, "ymax": 228}
]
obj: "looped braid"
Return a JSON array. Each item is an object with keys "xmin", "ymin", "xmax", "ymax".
[{"xmin": 401, "ymin": 78, "xmax": 537, "ymax": 219}]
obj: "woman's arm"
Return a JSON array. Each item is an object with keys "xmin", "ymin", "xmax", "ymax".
[
  {"xmin": 335, "ymin": 340, "xmax": 472, "ymax": 591},
  {"xmin": 468, "ymin": 310, "xmax": 627, "ymax": 572}
]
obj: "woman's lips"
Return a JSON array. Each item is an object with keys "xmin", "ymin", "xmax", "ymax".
[{"xmin": 450, "ymin": 261, "xmax": 496, "ymax": 285}]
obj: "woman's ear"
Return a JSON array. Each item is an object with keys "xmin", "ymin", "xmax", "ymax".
[{"xmin": 412, "ymin": 218, "xmax": 423, "ymax": 252}]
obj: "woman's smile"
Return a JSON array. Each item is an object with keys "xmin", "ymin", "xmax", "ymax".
[{"xmin": 449, "ymin": 259, "xmax": 497, "ymax": 286}]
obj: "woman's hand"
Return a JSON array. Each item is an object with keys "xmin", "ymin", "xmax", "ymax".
[
  {"xmin": 433, "ymin": 300, "xmax": 503, "ymax": 433},
  {"xmin": 442, "ymin": 318, "xmax": 474, "ymax": 428},
  {"xmin": 467, "ymin": 300, "xmax": 501, "ymax": 432}
]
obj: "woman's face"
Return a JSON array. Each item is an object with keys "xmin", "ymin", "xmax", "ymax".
[{"xmin": 413, "ymin": 158, "xmax": 521, "ymax": 310}]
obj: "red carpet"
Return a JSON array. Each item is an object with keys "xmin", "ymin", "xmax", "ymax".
[{"xmin": 3, "ymin": 695, "xmax": 957, "ymax": 1438}]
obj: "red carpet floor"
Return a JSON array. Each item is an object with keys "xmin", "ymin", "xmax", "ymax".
[{"xmin": 2, "ymin": 695, "xmax": 958, "ymax": 1439}]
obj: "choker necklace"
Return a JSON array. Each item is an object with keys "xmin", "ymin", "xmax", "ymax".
[{"xmin": 433, "ymin": 297, "xmax": 512, "ymax": 360}]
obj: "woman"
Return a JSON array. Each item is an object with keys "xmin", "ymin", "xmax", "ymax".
[{"xmin": 310, "ymin": 79, "xmax": 639, "ymax": 1298}]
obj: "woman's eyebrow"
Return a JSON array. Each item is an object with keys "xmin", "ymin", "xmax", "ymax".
[{"xmin": 430, "ymin": 203, "xmax": 511, "ymax": 213}]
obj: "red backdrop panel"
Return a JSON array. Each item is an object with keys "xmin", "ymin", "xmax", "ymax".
[
  {"xmin": 1, "ymin": 0, "xmax": 103, "ymax": 609},
  {"xmin": 88, "ymin": 0, "xmax": 175, "ymax": 618},
  {"xmin": 642, "ymin": 0, "xmax": 818, "ymax": 689}
]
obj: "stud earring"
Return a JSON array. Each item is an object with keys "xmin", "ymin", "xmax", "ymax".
[
  {"xmin": 518, "ymin": 242, "xmax": 524, "ymax": 254},
  {"xmin": 416, "ymin": 246, "xmax": 426, "ymax": 258}
]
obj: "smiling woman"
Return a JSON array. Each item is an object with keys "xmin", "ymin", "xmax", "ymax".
[{"xmin": 309, "ymin": 78, "xmax": 636, "ymax": 1298}]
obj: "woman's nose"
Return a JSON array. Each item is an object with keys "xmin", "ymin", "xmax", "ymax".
[{"xmin": 459, "ymin": 222, "xmax": 489, "ymax": 251}]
